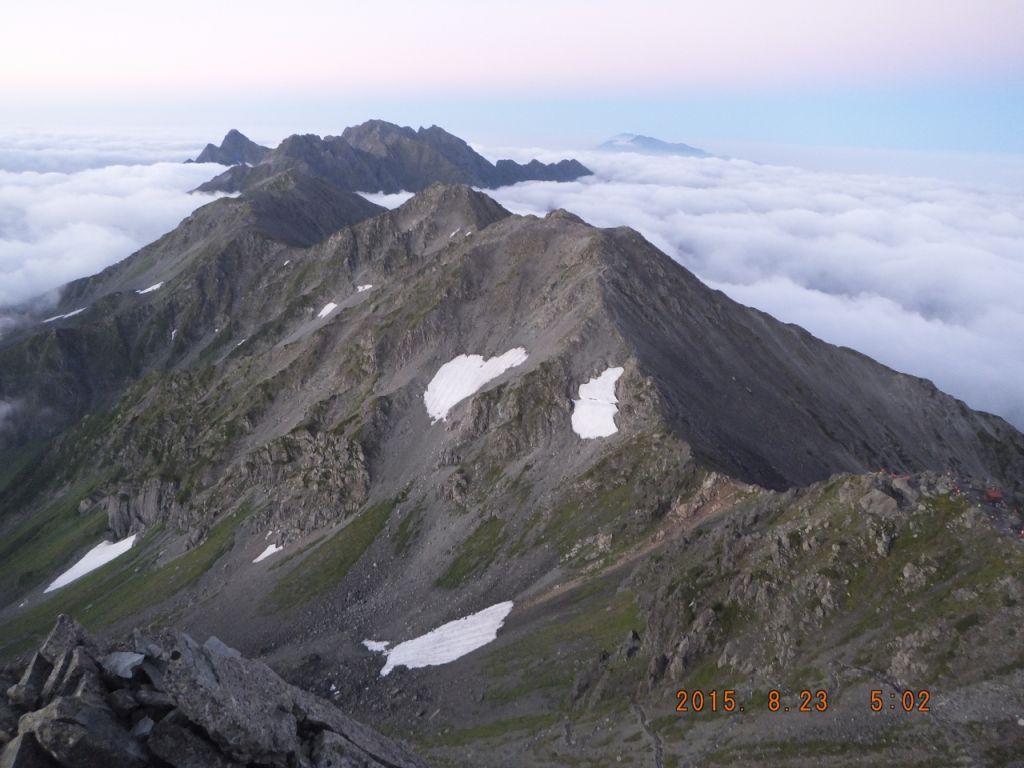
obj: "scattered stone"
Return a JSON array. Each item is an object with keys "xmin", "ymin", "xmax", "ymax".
[
  {"xmin": 147, "ymin": 719, "xmax": 235, "ymax": 768},
  {"xmin": 106, "ymin": 689, "xmax": 137, "ymax": 718},
  {"xmin": 860, "ymin": 489, "xmax": 899, "ymax": 519},
  {"xmin": 39, "ymin": 616, "xmax": 93, "ymax": 666},
  {"xmin": 134, "ymin": 688, "xmax": 174, "ymax": 711},
  {"xmin": 99, "ymin": 652, "xmax": 144, "ymax": 680},
  {"xmin": 41, "ymin": 648, "xmax": 97, "ymax": 703},
  {"xmin": 310, "ymin": 728, "xmax": 381, "ymax": 768},
  {"xmin": 0, "ymin": 733, "xmax": 61, "ymax": 768},
  {"xmin": 202, "ymin": 636, "xmax": 241, "ymax": 659},
  {"xmin": 18, "ymin": 697, "xmax": 147, "ymax": 768},
  {"xmin": 6, "ymin": 655, "xmax": 52, "ymax": 712},
  {"xmin": 6, "ymin": 617, "xmax": 427, "ymax": 768},
  {"xmin": 129, "ymin": 717, "xmax": 154, "ymax": 739}
]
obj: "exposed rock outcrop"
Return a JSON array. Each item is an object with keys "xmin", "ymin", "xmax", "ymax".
[{"xmin": 2, "ymin": 616, "xmax": 427, "ymax": 768}]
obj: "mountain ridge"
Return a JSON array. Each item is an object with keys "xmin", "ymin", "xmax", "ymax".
[
  {"xmin": 599, "ymin": 132, "xmax": 713, "ymax": 157},
  {"xmin": 192, "ymin": 120, "xmax": 593, "ymax": 194},
  {"xmin": 1, "ymin": 125, "xmax": 1022, "ymax": 765}
]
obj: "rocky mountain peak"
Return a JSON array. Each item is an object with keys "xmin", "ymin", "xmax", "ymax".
[
  {"xmin": 194, "ymin": 129, "xmax": 270, "ymax": 166},
  {"xmin": 340, "ymin": 119, "xmax": 419, "ymax": 153},
  {"xmin": 392, "ymin": 182, "xmax": 510, "ymax": 235},
  {"xmin": 193, "ymin": 120, "xmax": 593, "ymax": 194}
]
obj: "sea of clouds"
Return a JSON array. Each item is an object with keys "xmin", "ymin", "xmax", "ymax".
[
  {"xmin": 0, "ymin": 133, "xmax": 224, "ymax": 308},
  {"xmin": 369, "ymin": 150, "xmax": 1024, "ymax": 428},
  {"xmin": 2, "ymin": 133, "xmax": 1021, "ymax": 429}
]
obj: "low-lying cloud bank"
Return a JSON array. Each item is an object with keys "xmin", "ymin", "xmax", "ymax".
[
  {"xmin": 0, "ymin": 160, "xmax": 225, "ymax": 307},
  {"xmin": 368, "ymin": 151, "xmax": 1024, "ymax": 429},
  {"xmin": 0, "ymin": 131, "xmax": 205, "ymax": 173},
  {"xmin": 489, "ymin": 152, "xmax": 1024, "ymax": 428}
]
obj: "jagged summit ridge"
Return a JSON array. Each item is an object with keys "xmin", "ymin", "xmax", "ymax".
[
  {"xmin": 192, "ymin": 128, "xmax": 271, "ymax": 166},
  {"xmin": 191, "ymin": 119, "xmax": 593, "ymax": 194}
]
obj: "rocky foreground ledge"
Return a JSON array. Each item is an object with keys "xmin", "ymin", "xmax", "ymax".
[{"xmin": 0, "ymin": 616, "xmax": 428, "ymax": 768}]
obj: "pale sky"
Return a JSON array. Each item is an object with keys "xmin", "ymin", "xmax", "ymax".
[{"xmin": 3, "ymin": 0, "xmax": 1023, "ymax": 149}]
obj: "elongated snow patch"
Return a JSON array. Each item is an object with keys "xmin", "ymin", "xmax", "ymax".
[
  {"xmin": 365, "ymin": 601, "xmax": 514, "ymax": 677},
  {"xmin": 136, "ymin": 282, "xmax": 163, "ymax": 295},
  {"xmin": 317, "ymin": 302, "xmax": 338, "ymax": 319},
  {"xmin": 571, "ymin": 366, "xmax": 624, "ymax": 439},
  {"xmin": 424, "ymin": 349, "xmax": 528, "ymax": 421},
  {"xmin": 356, "ymin": 284, "xmax": 373, "ymax": 293},
  {"xmin": 42, "ymin": 308, "xmax": 86, "ymax": 323},
  {"xmin": 45, "ymin": 535, "xmax": 138, "ymax": 593},
  {"xmin": 253, "ymin": 543, "xmax": 282, "ymax": 563}
]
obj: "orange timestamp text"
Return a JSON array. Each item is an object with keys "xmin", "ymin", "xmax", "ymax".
[{"xmin": 675, "ymin": 689, "xmax": 830, "ymax": 714}]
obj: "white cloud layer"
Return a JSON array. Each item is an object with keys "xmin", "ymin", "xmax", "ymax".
[
  {"xmin": 0, "ymin": 131, "xmax": 205, "ymax": 173},
  {"xmin": 481, "ymin": 151, "xmax": 1024, "ymax": 428},
  {"xmin": 0, "ymin": 159, "xmax": 225, "ymax": 307}
]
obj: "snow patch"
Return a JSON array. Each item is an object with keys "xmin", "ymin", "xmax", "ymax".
[
  {"xmin": 170, "ymin": 328, "xmax": 177, "ymax": 341},
  {"xmin": 283, "ymin": 259, "xmax": 291, "ymax": 266},
  {"xmin": 356, "ymin": 284, "xmax": 373, "ymax": 293},
  {"xmin": 317, "ymin": 302, "xmax": 338, "ymax": 319},
  {"xmin": 365, "ymin": 601, "xmax": 514, "ymax": 677},
  {"xmin": 136, "ymin": 282, "xmax": 163, "ymax": 295},
  {"xmin": 253, "ymin": 544, "xmax": 282, "ymax": 563},
  {"xmin": 571, "ymin": 366, "xmax": 624, "ymax": 439},
  {"xmin": 42, "ymin": 307, "xmax": 86, "ymax": 323},
  {"xmin": 449, "ymin": 228, "xmax": 460, "ymax": 238},
  {"xmin": 45, "ymin": 535, "xmax": 138, "ymax": 593},
  {"xmin": 424, "ymin": 349, "xmax": 528, "ymax": 421}
]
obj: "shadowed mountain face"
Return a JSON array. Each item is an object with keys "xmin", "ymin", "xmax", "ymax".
[
  {"xmin": 0, "ymin": 170, "xmax": 384, "ymax": 446},
  {"xmin": 193, "ymin": 120, "xmax": 593, "ymax": 194},
  {"xmin": 193, "ymin": 128, "xmax": 271, "ymax": 166},
  {"xmin": 1, "ymin": 159, "xmax": 1022, "ymax": 764}
]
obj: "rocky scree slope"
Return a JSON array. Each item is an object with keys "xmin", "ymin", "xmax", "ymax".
[
  {"xmin": 391, "ymin": 471, "xmax": 1023, "ymax": 767},
  {"xmin": 0, "ymin": 183, "xmax": 1021, "ymax": 651}
]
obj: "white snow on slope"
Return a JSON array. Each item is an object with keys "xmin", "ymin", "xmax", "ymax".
[
  {"xmin": 42, "ymin": 307, "xmax": 86, "ymax": 323},
  {"xmin": 364, "ymin": 601, "xmax": 514, "ymax": 677},
  {"xmin": 136, "ymin": 282, "xmax": 163, "ymax": 294},
  {"xmin": 571, "ymin": 366, "xmax": 624, "ymax": 439},
  {"xmin": 44, "ymin": 535, "xmax": 138, "ymax": 593},
  {"xmin": 424, "ymin": 349, "xmax": 528, "ymax": 421},
  {"xmin": 317, "ymin": 302, "xmax": 338, "ymax": 319},
  {"xmin": 357, "ymin": 284, "xmax": 373, "ymax": 293},
  {"xmin": 253, "ymin": 544, "xmax": 282, "ymax": 563}
]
